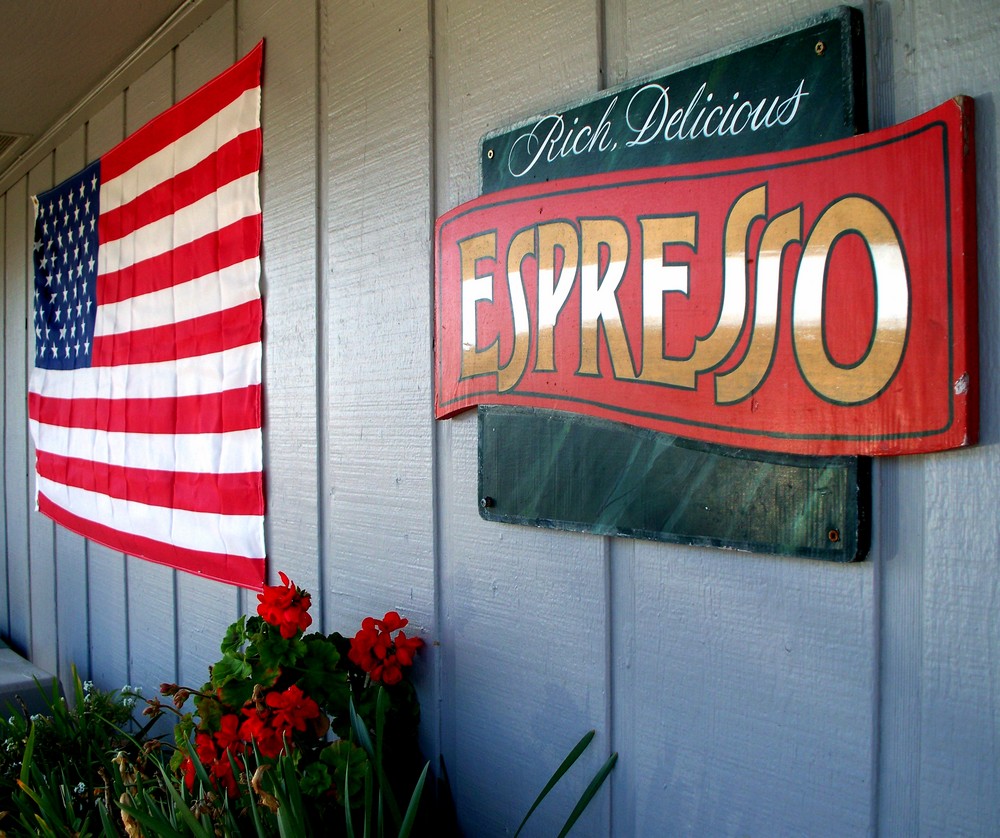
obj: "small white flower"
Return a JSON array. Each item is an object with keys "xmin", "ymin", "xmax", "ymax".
[
  {"xmin": 83, "ymin": 680, "xmax": 94, "ymax": 693},
  {"xmin": 29, "ymin": 714, "xmax": 42, "ymax": 723},
  {"xmin": 74, "ymin": 782, "xmax": 86, "ymax": 795}
]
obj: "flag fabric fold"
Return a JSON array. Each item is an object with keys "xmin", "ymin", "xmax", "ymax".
[{"xmin": 28, "ymin": 42, "xmax": 266, "ymax": 590}]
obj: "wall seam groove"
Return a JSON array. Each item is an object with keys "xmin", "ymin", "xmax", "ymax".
[
  {"xmin": 427, "ymin": 0, "xmax": 446, "ymax": 788},
  {"xmin": 1, "ymin": 189, "xmax": 8, "ymax": 643},
  {"xmin": 119, "ymin": 85, "xmax": 132, "ymax": 690},
  {"xmin": 595, "ymin": 3, "xmax": 615, "ymax": 832},
  {"xmin": 81, "ymin": 119, "xmax": 93, "ymax": 682},
  {"xmin": 169, "ymin": 44, "xmax": 181, "ymax": 688},
  {"xmin": 863, "ymin": 3, "xmax": 881, "ymax": 830},
  {"xmin": 315, "ymin": 0, "xmax": 330, "ymax": 632}
]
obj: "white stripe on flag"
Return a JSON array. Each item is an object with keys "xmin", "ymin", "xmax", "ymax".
[
  {"xmin": 99, "ymin": 88, "xmax": 262, "ymax": 214},
  {"xmin": 94, "ymin": 258, "xmax": 260, "ymax": 336},
  {"xmin": 37, "ymin": 476, "xmax": 264, "ymax": 558},
  {"xmin": 30, "ymin": 422, "xmax": 263, "ymax": 474},
  {"xmin": 98, "ymin": 173, "xmax": 260, "ymax": 273},
  {"xmin": 28, "ymin": 343, "xmax": 261, "ymax": 401}
]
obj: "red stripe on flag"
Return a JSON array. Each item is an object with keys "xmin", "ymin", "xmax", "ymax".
[
  {"xmin": 29, "ymin": 385, "xmax": 261, "ymax": 435},
  {"xmin": 97, "ymin": 215, "xmax": 261, "ymax": 305},
  {"xmin": 36, "ymin": 451, "xmax": 264, "ymax": 516},
  {"xmin": 99, "ymin": 131, "xmax": 262, "ymax": 243},
  {"xmin": 38, "ymin": 493, "xmax": 265, "ymax": 590},
  {"xmin": 100, "ymin": 42, "xmax": 263, "ymax": 182},
  {"xmin": 91, "ymin": 299, "xmax": 262, "ymax": 366}
]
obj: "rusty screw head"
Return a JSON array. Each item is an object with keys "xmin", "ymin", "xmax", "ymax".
[
  {"xmin": 828, "ymin": 528, "xmax": 841, "ymax": 543},
  {"xmin": 815, "ymin": 40, "xmax": 826, "ymax": 55}
]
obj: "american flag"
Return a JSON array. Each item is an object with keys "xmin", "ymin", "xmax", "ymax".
[{"xmin": 28, "ymin": 43, "xmax": 265, "ymax": 590}]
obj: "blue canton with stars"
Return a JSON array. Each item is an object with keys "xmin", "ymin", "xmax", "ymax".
[{"xmin": 33, "ymin": 160, "xmax": 100, "ymax": 371}]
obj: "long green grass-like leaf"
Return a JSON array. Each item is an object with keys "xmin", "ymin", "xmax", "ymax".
[
  {"xmin": 398, "ymin": 761, "xmax": 429, "ymax": 838},
  {"xmin": 18, "ymin": 720, "xmax": 36, "ymax": 787},
  {"xmin": 117, "ymin": 792, "xmax": 189, "ymax": 838},
  {"xmin": 364, "ymin": 760, "xmax": 373, "ymax": 838},
  {"xmin": 513, "ymin": 729, "xmax": 595, "ymax": 837},
  {"xmin": 344, "ymin": 751, "xmax": 357, "ymax": 838},
  {"xmin": 71, "ymin": 664, "xmax": 86, "ymax": 714},
  {"xmin": 146, "ymin": 753, "xmax": 214, "ymax": 838},
  {"xmin": 97, "ymin": 799, "xmax": 121, "ymax": 836},
  {"xmin": 374, "ymin": 687, "xmax": 402, "ymax": 829},
  {"xmin": 240, "ymin": 753, "xmax": 267, "ymax": 837},
  {"xmin": 275, "ymin": 749, "xmax": 307, "ymax": 838},
  {"xmin": 555, "ymin": 751, "xmax": 618, "ymax": 838},
  {"xmin": 350, "ymin": 699, "xmax": 375, "ymax": 760}
]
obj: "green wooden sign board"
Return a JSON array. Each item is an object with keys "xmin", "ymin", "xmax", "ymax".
[
  {"xmin": 479, "ymin": 407, "xmax": 870, "ymax": 560},
  {"xmin": 475, "ymin": 6, "xmax": 871, "ymax": 561}
]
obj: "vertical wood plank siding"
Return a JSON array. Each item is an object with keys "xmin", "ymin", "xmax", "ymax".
[
  {"xmin": 171, "ymin": 4, "xmax": 245, "ymax": 693},
  {"xmin": 119, "ymin": 51, "xmax": 181, "ymax": 698},
  {"xmin": 83, "ymin": 94, "xmax": 131, "ymax": 693},
  {"xmin": 0, "ymin": 1, "xmax": 997, "ymax": 834},
  {"xmin": 52, "ymin": 126, "xmax": 91, "ymax": 686},
  {"xmin": 25, "ymin": 157, "xmax": 56, "ymax": 678}
]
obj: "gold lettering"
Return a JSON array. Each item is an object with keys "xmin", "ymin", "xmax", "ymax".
[
  {"xmin": 793, "ymin": 196, "xmax": 909, "ymax": 404},
  {"xmin": 638, "ymin": 185, "xmax": 764, "ymax": 387},
  {"xmin": 535, "ymin": 222, "xmax": 579, "ymax": 371},
  {"xmin": 459, "ymin": 232, "xmax": 500, "ymax": 379},
  {"xmin": 497, "ymin": 228, "xmax": 534, "ymax": 392},
  {"xmin": 716, "ymin": 205, "xmax": 802, "ymax": 403},
  {"xmin": 636, "ymin": 215, "xmax": 697, "ymax": 385},
  {"xmin": 579, "ymin": 218, "xmax": 637, "ymax": 378}
]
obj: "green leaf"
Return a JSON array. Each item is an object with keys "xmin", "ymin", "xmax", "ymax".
[
  {"xmin": 150, "ymin": 755, "xmax": 215, "ymax": 838},
  {"xmin": 374, "ymin": 688, "xmax": 402, "ymax": 829},
  {"xmin": 344, "ymin": 754, "xmax": 357, "ymax": 838},
  {"xmin": 296, "ymin": 634, "xmax": 349, "ymax": 709},
  {"xmin": 19, "ymin": 720, "xmax": 36, "ymax": 787},
  {"xmin": 349, "ymin": 699, "xmax": 375, "ymax": 761},
  {"xmin": 221, "ymin": 615, "xmax": 248, "ymax": 654},
  {"xmin": 363, "ymin": 761, "xmax": 373, "ymax": 838},
  {"xmin": 555, "ymin": 751, "xmax": 618, "ymax": 838},
  {"xmin": 299, "ymin": 761, "xmax": 332, "ymax": 797},
  {"xmin": 321, "ymin": 740, "xmax": 369, "ymax": 803},
  {"xmin": 275, "ymin": 748, "xmax": 307, "ymax": 838},
  {"xmin": 513, "ymin": 730, "xmax": 595, "ymax": 837},
  {"xmin": 211, "ymin": 652, "xmax": 253, "ymax": 686},
  {"xmin": 398, "ymin": 761, "xmax": 429, "ymax": 838}
]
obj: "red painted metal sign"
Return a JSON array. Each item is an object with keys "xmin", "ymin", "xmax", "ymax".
[{"xmin": 435, "ymin": 99, "xmax": 978, "ymax": 456}]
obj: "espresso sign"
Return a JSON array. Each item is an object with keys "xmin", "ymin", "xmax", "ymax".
[{"xmin": 435, "ymin": 98, "xmax": 978, "ymax": 457}]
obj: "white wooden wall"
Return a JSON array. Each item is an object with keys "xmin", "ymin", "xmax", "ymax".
[{"xmin": 1, "ymin": 1, "xmax": 998, "ymax": 835}]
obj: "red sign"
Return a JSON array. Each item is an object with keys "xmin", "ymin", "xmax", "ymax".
[{"xmin": 435, "ymin": 99, "xmax": 978, "ymax": 456}]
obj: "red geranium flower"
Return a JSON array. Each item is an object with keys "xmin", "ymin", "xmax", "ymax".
[
  {"xmin": 348, "ymin": 611, "xmax": 424, "ymax": 685},
  {"xmin": 266, "ymin": 684, "xmax": 321, "ymax": 735},
  {"xmin": 210, "ymin": 750, "xmax": 240, "ymax": 798},
  {"xmin": 240, "ymin": 707, "xmax": 285, "ymax": 759},
  {"xmin": 214, "ymin": 713, "xmax": 244, "ymax": 752},
  {"xmin": 182, "ymin": 731, "xmax": 226, "ymax": 793},
  {"xmin": 257, "ymin": 571, "xmax": 313, "ymax": 638}
]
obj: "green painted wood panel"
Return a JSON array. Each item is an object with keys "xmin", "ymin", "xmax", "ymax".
[{"xmin": 480, "ymin": 406, "xmax": 869, "ymax": 560}]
